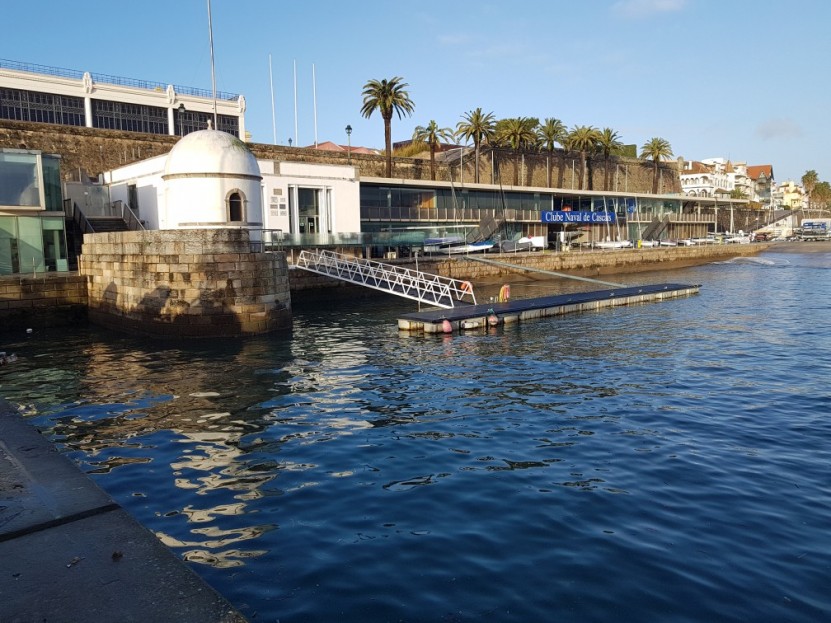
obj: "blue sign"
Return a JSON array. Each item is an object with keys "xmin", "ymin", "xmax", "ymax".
[{"xmin": 542, "ymin": 211, "xmax": 616, "ymax": 224}]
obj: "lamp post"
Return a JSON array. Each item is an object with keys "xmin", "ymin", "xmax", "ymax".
[
  {"xmin": 177, "ymin": 103, "xmax": 185, "ymax": 136},
  {"xmin": 345, "ymin": 125, "xmax": 352, "ymax": 164}
]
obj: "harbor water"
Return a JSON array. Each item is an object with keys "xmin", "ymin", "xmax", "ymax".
[{"xmin": 1, "ymin": 246, "xmax": 829, "ymax": 622}]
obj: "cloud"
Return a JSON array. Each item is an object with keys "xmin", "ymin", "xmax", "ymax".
[
  {"xmin": 612, "ymin": 0, "xmax": 687, "ymax": 18},
  {"xmin": 756, "ymin": 118, "xmax": 803, "ymax": 140}
]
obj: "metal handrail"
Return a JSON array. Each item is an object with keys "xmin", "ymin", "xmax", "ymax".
[
  {"xmin": 0, "ymin": 58, "xmax": 239, "ymax": 101},
  {"xmin": 295, "ymin": 249, "xmax": 476, "ymax": 308}
]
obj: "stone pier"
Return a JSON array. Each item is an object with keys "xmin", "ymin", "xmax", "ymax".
[{"xmin": 79, "ymin": 229, "xmax": 291, "ymax": 337}]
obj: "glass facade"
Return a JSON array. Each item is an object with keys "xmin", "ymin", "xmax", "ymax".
[
  {"xmin": 358, "ymin": 183, "xmax": 692, "ymax": 248},
  {"xmin": 92, "ymin": 99, "xmax": 168, "ymax": 134},
  {"xmin": 1, "ymin": 86, "xmax": 241, "ymax": 138},
  {"xmin": 0, "ymin": 151, "xmax": 41, "ymax": 207},
  {"xmin": 176, "ymin": 109, "xmax": 239, "ymax": 137},
  {"xmin": 0, "ymin": 87, "xmax": 85, "ymax": 126},
  {"xmin": 0, "ymin": 150, "xmax": 69, "ymax": 275}
]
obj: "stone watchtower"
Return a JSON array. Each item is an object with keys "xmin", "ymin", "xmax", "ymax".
[{"xmin": 80, "ymin": 130, "xmax": 291, "ymax": 337}]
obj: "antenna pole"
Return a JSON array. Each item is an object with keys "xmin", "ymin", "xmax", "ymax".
[
  {"xmin": 293, "ymin": 59, "xmax": 298, "ymax": 147},
  {"xmin": 269, "ymin": 54, "xmax": 277, "ymax": 144},
  {"xmin": 206, "ymin": 0, "xmax": 219, "ymax": 130},
  {"xmin": 312, "ymin": 63, "xmax": 318, "ymax": 148}
]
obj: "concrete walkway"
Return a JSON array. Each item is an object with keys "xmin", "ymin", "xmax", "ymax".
[{"xmin": 0, "ymin": 402, "xmax": 247, "ymax": 623}]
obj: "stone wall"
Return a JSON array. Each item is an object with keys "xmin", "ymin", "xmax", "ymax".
[
  {"xmin": 0, "ymin": 273, "xmax": 87, "ymax": 330},
  {"xmin": 0, "ymin": 120, "xmax": 678, "ymax": 193},
  {"xmin": 79, "ymin": 229, "xmax": 291, "ymax": 337},
  {"xmin": 289, "ymin": 244, "xmax": 769, "ymax": 295}
]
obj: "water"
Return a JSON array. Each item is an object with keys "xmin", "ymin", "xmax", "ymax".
[{"xmin": 2, "ymin": 247, "xmax": 830, "ymax": 622}]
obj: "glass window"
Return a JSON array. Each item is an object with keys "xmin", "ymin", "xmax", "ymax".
[
  {"xmin": 0, "ymin": 152, "xmax": 40, "ymax": 207},
  {"xmin": 42, "ymin": 155, "xmax": 62, "ymax": 211},
  {"xmin": 92, "ymin": 99, "xmax": 168, "ymax": 134},
  {"xmin": 17, "ymin": 217, "xmax": 44, "ymax": 273}
]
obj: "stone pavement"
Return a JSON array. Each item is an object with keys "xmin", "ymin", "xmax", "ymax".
[{"xmin": 0, "ymin": 402, "xmax": 247, "ymax": 623}]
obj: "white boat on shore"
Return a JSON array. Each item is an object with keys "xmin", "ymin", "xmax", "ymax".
[{"xmin": 438, "ymin": 240, "xmax": 495, "ymax": 254}]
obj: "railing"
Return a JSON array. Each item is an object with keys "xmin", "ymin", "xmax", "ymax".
[
  {"xmin": 295, "ymin": 249, "xmax": 477, "ymax": 308},
  {"xmin": 0, "ymin": 58, "xmax": 239, "ymax": 101},
  {"xmin": 249, "ymin": 229, "xmax": 285, "ymax": 252},
  {"xmin": 115, "ymin": 201, "xmax": 145, "ymax": 231},
  {"xmin": 71, "ymin": 202, "xmax": 94, "ymax": 235}
]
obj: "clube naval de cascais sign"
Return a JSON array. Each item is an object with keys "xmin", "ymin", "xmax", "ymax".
[{"xmin": 541, "ymin": 210, "xmax": 616, "ymax": 223}]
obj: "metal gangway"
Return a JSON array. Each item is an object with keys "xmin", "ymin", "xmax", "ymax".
[{"xmin": 295, "ymin": 250, "xmax": 476, "ymax": 308}]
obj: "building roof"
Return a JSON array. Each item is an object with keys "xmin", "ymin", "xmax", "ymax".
[
  {"xmin": 747, "ymin": 164, "xmax": 773, "ymax": 180},
  {"xmin": 164, "ymin": 129, "xmax": 260, "ymax": 178},
  {"xmin": 681, "ymin": 161, "xmax": 712, "ymax": 174},
  {"xmin": 306, "ymin": 141, "xmax": 378, "ymax": 155}
]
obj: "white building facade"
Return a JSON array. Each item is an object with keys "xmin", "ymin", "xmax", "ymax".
[
  {"xmin": 103, "ymin": 131, "xmax": 360, "ymax": 238},
  {"xmin": 0, "ymin": 59, "xmax": 246, "ymax": 140}
]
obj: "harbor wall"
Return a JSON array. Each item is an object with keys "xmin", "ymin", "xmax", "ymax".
[
  {"xmin": 0, "ymin": 273, "xmax": 87, "ymax": 330},
  {"xmin": 289, "ymin": 244, "xmax": 771, "ymax": 294},
  {"xmin": 79, "ymin": 229, "xmax": 291, "ymax": 337}
]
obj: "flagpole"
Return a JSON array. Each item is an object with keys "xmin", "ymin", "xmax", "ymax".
[
  {"xmin": 206, "ymin": 0, "xmax": 218, "ymax": 130},
  {"xmin": 293, "ymin": 59, "xmax": 298, "ymax": 146},
  {"xmin": 312, "ymin": 63, "xmax": 318, "ymax": 148},
  {"xmin": 269, "ymin": 54, "xmax": 277, "ymax": 144}
]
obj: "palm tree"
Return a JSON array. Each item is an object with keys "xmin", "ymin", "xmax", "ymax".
[
  {"xmin": 640, "ymin": 137, "xmax": 674, "ymax": 194},
  {"xmin": 802, "ymin": 169, "xmax": 818, "ymax": 216},
  {"xmin": 360, "ymin": 77, "xmax": 415, "ymax": 178},
  {"xmin": 597, "ymin": 128, "xmax": 623, "ymax": 191},
  {"xmin": 496, "ymin": 117, "xmax": 539, "ymax": 184},
  {"xmin": 412, "ymin": 120, "xmax": 454, "ymax": 181},
  {"xmin": 456, "ymin": 108, "xmax": 496, "ymax": 183},
  {"xmin": 564, "ymin": 125, "xmax": 600, "ymax": 190},
  {"xmin": 538, "ymin": 118, "xmax": 566, "ymax": 188}
]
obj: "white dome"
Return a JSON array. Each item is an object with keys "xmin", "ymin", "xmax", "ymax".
[{"xmin": 164, "ymin": 129, "xmax": 260, "ymax": 178}]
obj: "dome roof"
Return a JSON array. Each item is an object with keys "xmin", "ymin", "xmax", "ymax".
[{"xmin": 164, "ymin": 129, "xmax": 260, "ymax": 178}]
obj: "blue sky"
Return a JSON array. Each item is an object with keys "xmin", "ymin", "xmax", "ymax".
[{"xmin": 3, "ymin": 0, "xmax": 828, "ymax": 183}]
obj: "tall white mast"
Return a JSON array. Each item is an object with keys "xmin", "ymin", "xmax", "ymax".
[
  {"xmin": 206, "ymin": 0, "xmax": 218, "ymax": 130},
  {"xmin": 269, "ymin": 54, "xmax": 277, "ymax": 144},
  {"xmin": 293, "ymin": 59, "xmax": 298, "ymax": 146},
  {"xmin": 312, "ymin": 63, "xmax": 318, "ymax": 148}
]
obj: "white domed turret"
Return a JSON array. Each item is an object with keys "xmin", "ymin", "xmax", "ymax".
[{"xmin": 162, "ymin": 130, "xmax": 262, "ymax": 230}]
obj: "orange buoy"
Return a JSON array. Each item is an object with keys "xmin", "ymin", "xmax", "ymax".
[{"xmin": 460, "ymin": 281, "xmax": 473, "ymax": 295}]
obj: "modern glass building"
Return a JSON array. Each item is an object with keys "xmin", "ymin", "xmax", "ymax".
[
  {"xmin": 0, "ymin": 149, "xmax": 69, "ymax": 274},
  {"xmin": 359, "ymin": 178, "xmax": 723, "ymax": 250}
]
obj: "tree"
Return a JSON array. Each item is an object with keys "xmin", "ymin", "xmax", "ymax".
[
  {"xmin": 729, "ymin": 188, "xmax": 748, "ymax": 200},
  {"xmin": 360, "ymin": 77, "xmax": 415, "ymax": 178},
  {"xmin": 812, "ymin": 180, "xmax": 831, "ymax": 215},
  {"xmin": 495, "ymin": 117, "xmax": 539, "ymax": 184},
  {"xmin": 456, "ymin": 108, "xmax": 496, "ymax": 183},
  {"xmin": 597, "ymin": 128, "xmax": 623, "ymax": 191},
  {"xmin": 412, "ymin": 120, "xmax": 454, "ymax": 181},
  {"xmin": 802, "ymin": 169, "xmax": 818, "ymax": 216},
  {"xmin": 640, "ymin": 137, "xmax": 674, "ymax": 194},
  {"xmin": 538, "ymin": 118, "xmax": 566, "ymax": 188},
  {"xmin": 564, "ymin": 125, "xmax": 600, "ymax": 190}
]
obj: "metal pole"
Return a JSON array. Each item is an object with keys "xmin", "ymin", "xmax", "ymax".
[
  {"xmin": 269, "ymin": 54, "xmax": 277, "ymax": 144},
  {"xmin": 206, "ymin": 0, "xmax": 218, "ymax": 130},
  {"xmin": 312, "ymin": 63, "xmax": 318, "ymax": 148}
]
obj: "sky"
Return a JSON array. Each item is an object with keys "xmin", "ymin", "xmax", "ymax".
[{"xmin": 3, "ymin": 0, "xmax": 829, "ymax": 183}]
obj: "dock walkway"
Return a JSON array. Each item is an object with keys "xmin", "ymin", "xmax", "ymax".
[
  {"xmin": 397, "ymin": 282, "xmax": 699, "ymax": 332},
  {"xmin": 0, "ymin": 403, "xmax": 246, "ymax": 623}
]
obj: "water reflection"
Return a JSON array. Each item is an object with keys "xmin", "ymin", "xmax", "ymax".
[{"xmin": 3, "ymin": 251, "xmax": 830, "ymax": 622}]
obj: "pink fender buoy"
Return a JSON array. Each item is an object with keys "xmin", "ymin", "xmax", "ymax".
[
  {"xmin": 442, "ymin": 319, "xmax": 452, "ymax": 333},
  {"xmin": 488, "ymin": 313, "xmax": 499, "ymax": 327}
]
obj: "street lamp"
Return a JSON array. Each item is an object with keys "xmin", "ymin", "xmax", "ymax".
[
  {"xmin": 177, "ymin": 103, "xmax": 186, "ymax": 137},
  {"xmin": 345, "ymin": 125, "xmax": 352, "ymax": 164}
]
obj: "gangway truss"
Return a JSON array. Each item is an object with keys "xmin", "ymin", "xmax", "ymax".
[{"xmin": 295, "ymin": 250, "xmax": 476, "ymax": 308}]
